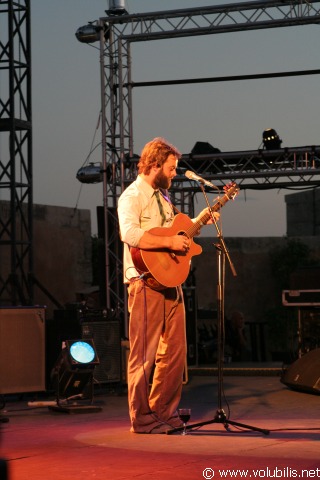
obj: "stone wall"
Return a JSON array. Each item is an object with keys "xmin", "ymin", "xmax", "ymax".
[
  {"xmin": 191, "ymin": 236, "xmax": 320, "ymax": 361},
  {"xmin": 33, "ymin": 204, "xmax": 92, "ymax": 318},
  {"xmin": 193, "ymin": 236, "xmax": 320, "ymax": 321},
  {"xmin": 0, "ymin": 201, "xmax": 92, "ymax": 319},
  {"xmin": 285, "ymin": 188, "xmax": 320, "ymax": 236}
]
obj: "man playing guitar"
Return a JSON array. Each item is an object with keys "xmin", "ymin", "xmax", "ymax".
[{"xmin": 117, "ymin": 137, "xmax": 220, "ymax": 434}]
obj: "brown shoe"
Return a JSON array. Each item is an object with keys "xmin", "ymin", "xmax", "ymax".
[
  {"xmin": 131, "ymin": 423, "xmax": 169, "ymax": 434},
  {"xmin": 167, "ymin": 416, "xmax": 183, "ymax": 428},
  {"xmin": 149, "ymin": 424, "xmax": 169, "ymax": 434}
]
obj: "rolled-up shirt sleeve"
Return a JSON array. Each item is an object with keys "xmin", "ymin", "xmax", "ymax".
[
  {"xmin": 118, "ymin": 193, "xmax": 145, "ymax": 248},
  {"xmin": 117, "ymin": 176, "xmax": 172, "ymax": 282}
]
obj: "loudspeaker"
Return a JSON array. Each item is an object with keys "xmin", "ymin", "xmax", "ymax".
[
  {"xmin": 82, "ymin": 321, "xmax": 121, "ymax": 383},
  {"xmin": 0, "ymin": 307, "xmax": 46, "ymax": 394},
  {"xmin": 0, "ymin": 459, "xmax": 8, "ymax": 480},
  {"xmin": 183, "ymin": 287, "xmax": 198, "ymax": 366},
  {"xmin": 281, "ymin": 348, "xmax": 320, "ymax": 394},
  {"xmin": 96, "ymin": 206, "xmax": 123, "ymax": 310},
  {"xmin": 52, "ymin": 309, "xmax": 82, "ymax": 341},
  {"xmin": 290, "ymin": 266, "xmax": 320, "ymax": 289}
]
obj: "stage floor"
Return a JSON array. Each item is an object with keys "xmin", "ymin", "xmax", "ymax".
[{"xmin": 1, "ymin": 370, "xmax": 320, "ymax": 480}]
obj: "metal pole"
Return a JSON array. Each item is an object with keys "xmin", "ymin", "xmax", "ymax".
[{"xmin": 99, "ymin": 19, "xmax": 110, "ymax": 309}]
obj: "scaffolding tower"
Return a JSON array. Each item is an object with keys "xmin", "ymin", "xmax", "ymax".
[
  {"xmin": 2, "ymin": 0, "xmax": 320, "ymax": 317},
  {"xmin": 97, "ymin": 1, "xmax": 320, "ymax": 324},
  {"xmin": 0, "ymin": 0, "xmax": 33, "ymax": 306}
]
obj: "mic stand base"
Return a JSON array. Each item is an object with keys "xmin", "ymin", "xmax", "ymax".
[{"xmin": 167, "ymin": 409, "xmax": 270, "ymax": 435}]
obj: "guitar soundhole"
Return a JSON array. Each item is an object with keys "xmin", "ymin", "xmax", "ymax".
[{"xmin": 176, "ymin": 231, "xmax": 189, "ymax": 257}]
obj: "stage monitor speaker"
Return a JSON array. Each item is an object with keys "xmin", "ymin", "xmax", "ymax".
[
  {"xmin": 0, "ymin": 459, "xmax": 8, "ymax": 480},
  {"xmin": 82, "ymin": 321, "xmax": 121, "ymax": 384},
  {"xmin": 281, "ymin": 348, "xmax": 320, "ymax": 394},
  {"xmin": 0, "ymin": 307, "xmax": 46, "ymax": 394},
  {"xmin": 52, "ymin": 309, "xmax": 82, "ymax": 341},
  {"xmin": 183, "ymin": 287, "xmax": 198, "ymax": 366}
]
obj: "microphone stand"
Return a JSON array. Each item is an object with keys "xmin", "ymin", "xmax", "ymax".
[{"xmin": 168, "ymin": 183, "xmax": 269, "ymax": 436}]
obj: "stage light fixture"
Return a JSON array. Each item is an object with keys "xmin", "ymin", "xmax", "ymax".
[
  {"xmin": 106, "ymin": 0, "xmax": 128, "ymax": 15},
  {"xmin": 69, "ymin": 340, "xmax": 96, "ymax": 364},
  {"xmin": 262, "ymin": 128, "xmax": 282, "ymax": 150},
  {"xmin": 76, "ymin": 163, "xmax": 103, "ymax": 184},
  {"xmin": 124, "ymin": 152, "xmax": 140, "ymax": 169},
  {"xmin": 49, "ymin": 339, "xmax": 101, "ymax": 413},
  {"xmin": 75, "ymin": 24, "xmax": 103, "ymax": 43},
  {"xmin": 179, "ymin": 141, "xmax": 221, "ymax": 174}
]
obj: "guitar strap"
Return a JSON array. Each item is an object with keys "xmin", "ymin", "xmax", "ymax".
[{"xmin": 159, "ymin": 189, "xmax": 181, "ymax": 216}]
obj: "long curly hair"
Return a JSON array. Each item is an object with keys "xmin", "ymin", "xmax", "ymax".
[{"xmin": 137, "ymin": 137, "xmax": 181, "ymax": 175}]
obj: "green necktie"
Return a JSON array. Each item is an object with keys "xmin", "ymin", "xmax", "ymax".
[{"xmin": 154, "ymin": 190, "xmax": 166, "ymax": 226}]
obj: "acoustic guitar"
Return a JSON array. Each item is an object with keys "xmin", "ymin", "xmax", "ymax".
[{"xmin": 130, "ymin": 182, "xmax": 239, "ymax": 289}]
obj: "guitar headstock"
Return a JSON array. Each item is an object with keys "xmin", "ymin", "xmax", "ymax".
[{"xmin": 223, "ymin": 181, "xmax": 240, "ymax": 200}]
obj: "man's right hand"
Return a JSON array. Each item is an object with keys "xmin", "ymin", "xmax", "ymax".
[{"xmin": 170, "ymin": 235, "xmax": 190, "ymax": 252}]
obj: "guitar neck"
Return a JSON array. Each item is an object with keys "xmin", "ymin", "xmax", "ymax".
[{"xmin": 187, "ymin": 190, "xmax": 235, "ymax": 238}]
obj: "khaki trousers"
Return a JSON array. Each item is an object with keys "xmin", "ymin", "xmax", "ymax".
[{"xmin": 127, "ymin": 279, "xmax": 186, "ymax": 433}]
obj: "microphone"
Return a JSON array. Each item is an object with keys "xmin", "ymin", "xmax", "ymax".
[{"xmin": 185, "ymin": 170, "xmax": 219, "ymax": 190}]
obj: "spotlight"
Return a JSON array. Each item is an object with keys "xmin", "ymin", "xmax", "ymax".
[
  {"xmin": 262, "ymin": 128, "xmax": 282, "ymax": 150},
  {"xmin": 69, "ymin": 340, "xmax": 97, "ymax": 364},
  {"xmin": 49, "ymin": 339, "xmax": 101, "ymax": 413},
  {"xmin": 179, "ymin": 141, "xmax": 221, "ymax": 174},
  {"xmin": 75, "ymin": 24, "xmax": 105, "ymax": 44},
  {"xmin": 124, "ymin": 152, "xmax": 140, "ymax": 169},
  {"xmin": 76, "ymin": 163, "xmax": 103, "ymax": 184},
  {"xmin": 106, "ymin": 0, "xmax": 128, "ymax": 15}
]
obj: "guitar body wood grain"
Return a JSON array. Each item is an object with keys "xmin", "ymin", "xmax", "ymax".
[{"xmin": 130, "ymin": 213, "xmax": 202, "ymax": 288}]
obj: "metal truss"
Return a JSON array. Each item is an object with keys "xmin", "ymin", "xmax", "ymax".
[
  {"xmin": 176, "ymin": 145, "xmax": 320, "ymax": 189},
  {"xmin": 0, "ymin": 0, "xmax": 33, "ymax": 305},
  {"xmin": 97, "ymin": 1, "xmax": 320, "ymax": 317},
  {"xmin": 100, "ymin": 0, "xmax": 320, "ymax": 190}
]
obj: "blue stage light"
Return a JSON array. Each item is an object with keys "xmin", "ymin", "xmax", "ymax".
[{"xmin": 69, "ymin": 341, "xmax": 96, "ymax": 364}]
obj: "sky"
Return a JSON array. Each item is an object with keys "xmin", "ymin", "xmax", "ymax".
[{"xmin": 29, "ymin": 0, "xmax": 320, "ymax": 237}]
